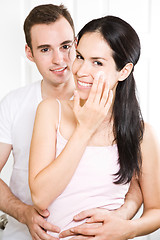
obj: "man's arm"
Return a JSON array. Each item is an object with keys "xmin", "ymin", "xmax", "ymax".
[
  {"xmin": 0, "ymin": 143, "xmax": 60, "ymax": 240},
  {"xmin": 114, "ymin": 176, "xmax": 143, "ymax": 220}
]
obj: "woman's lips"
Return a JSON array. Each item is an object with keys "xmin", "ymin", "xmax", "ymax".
[{"xmin": 77, "ymin": 80, "xmax": 93, "ymax": 88}]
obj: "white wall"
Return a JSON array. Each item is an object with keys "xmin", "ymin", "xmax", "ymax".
[{"xmin": 0, "ymin": 0, "xmax": 160, "ymax": 239}]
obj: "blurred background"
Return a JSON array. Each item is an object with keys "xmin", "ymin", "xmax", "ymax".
[{"xmin": 0, "ymin": 0, "xmax": 160, "ymax": 239}]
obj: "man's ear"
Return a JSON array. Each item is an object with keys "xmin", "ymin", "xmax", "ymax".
[
  {"xmin": 25, "ymin": 44, "xmax": 34, "ymax": 62},
  {"xmin": 118, "ymin": 63, "xmax": 133, "ymax": 81}
]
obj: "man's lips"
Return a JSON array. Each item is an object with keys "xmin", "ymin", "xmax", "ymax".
[{"xmin": 50, "ymin": 66, "xmax": 67, "ymax": 73}]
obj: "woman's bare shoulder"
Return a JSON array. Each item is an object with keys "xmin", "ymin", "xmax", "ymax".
[
  {"xmin": 141, "ymin": 122, "xmax": 160, "ymax": 164},
  {"xmin": 35, "ymin": 99, "xmax": 60, "ymax": 127},
  {"xmin": 36, "ymin": 98, "xmax": 72, "ymax": 120},
  {"xmin": 37, "ymin": 98, "xmax": 58, "ymax": 109},
  {"xmin": 142, "ymin": 122, "xmax": 159, "ymax": 145}
]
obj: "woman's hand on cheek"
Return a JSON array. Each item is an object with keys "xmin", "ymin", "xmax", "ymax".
[{"xmin": 73, "ymin": 72, "xmax": 113, "ymax": 136}]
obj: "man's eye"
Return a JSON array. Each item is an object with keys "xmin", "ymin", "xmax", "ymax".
[
  {"xmin": 41, "ymin": 48, "xmax": 49, "ymax": 52},
  {"xmin": 94, "ymin": 61, "xmax": 103, "ymax": 66},
  {"xmin": 62, "ymin": 45, "xmax": 71, "ymax": 50}
]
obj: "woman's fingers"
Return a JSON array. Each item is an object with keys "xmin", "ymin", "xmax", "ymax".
[
  {"xmin": 94, "ymin": 74, "xmax": 105, "ymax": 104},
  {"xmin": 97, "ymin": 74, "xmax": 113, "ymax": 110},
  {"xmin": 104, "ymin": 90, "xmax": 113, "ymax": 111},
  {"xmin": 87, "ymin": 71, "xmax": 104, "ymax": 104},
  {"xmin": 73, "ymin": 90, "xmax": 80, "ymax": 112},
  {"xmin": 87, "ymin": 71, "xmax": 111, "ymax": 109},
  {"xmin": 99, "ymin": 80, "xmax": 109, "ymax": 106},
  {"xmin": 87, "ymin": 74, "xmax": 99, "ymax": 104}
]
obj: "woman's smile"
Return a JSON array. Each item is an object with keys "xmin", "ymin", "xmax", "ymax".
[{"xmin": 77, "ymin": 79, "xmax": 93, "ymax": 88}]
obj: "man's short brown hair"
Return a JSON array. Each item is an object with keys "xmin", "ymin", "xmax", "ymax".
[{"xmin": 24, "ymin": 4, "xmax": 75, "ymax": 49}]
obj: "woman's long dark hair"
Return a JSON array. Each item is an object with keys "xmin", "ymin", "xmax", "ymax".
[{"xmin": 77, "ymin": 16, "xmax": 144, "ymax": 184}]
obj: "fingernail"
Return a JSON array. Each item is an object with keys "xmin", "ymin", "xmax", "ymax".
[
  {"xmin": 74, "ymin": 214, "xmax": 80, "ymax": 220},
  {"xmin": 70, "ymin": 228, "xmax": 75, "ymax": 233}
]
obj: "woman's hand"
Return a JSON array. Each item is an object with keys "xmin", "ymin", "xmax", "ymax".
[{"xmin": 73, "ymin": 72, "xmax": 113, "ymax": 136}]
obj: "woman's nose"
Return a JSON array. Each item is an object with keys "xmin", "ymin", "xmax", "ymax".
[{"xmin": 76, "ymin": 61, "xmax": 90, "ymax": 77}]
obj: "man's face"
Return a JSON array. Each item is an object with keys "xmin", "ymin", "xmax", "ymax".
[{"xmin": 26, "ymin": 17, "xmax": 76, "ymax": 86}]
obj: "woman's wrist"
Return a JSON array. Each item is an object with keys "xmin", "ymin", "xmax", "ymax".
[{"xmin": 75, "ymin": 124, "xmax": 94, "ymax": 142}]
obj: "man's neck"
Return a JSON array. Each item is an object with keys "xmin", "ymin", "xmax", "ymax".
[{"xmin": 41, "ymin": 78, "xmax": 75, "ymax": 100}]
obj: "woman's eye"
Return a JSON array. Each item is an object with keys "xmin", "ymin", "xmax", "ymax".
[
  {"xmin": 76, "ymin": 54, "xmax": 83, "ymax": 60},
  {"xmin": 94, "ymin": 61, "xmax": 103, "ymax": 66}
]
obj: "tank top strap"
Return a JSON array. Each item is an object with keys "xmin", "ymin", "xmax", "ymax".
[{"xmin": 56, "ymin": 99, "xmax": 62, "ymax": 131}]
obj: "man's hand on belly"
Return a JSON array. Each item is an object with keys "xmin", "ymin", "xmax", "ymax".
[{"xmin": 59, "ymin": 208, "xmax": 133, "ymax": 240}]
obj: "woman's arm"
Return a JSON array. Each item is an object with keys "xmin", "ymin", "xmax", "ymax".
[
  {"xmin": 29, "ymin": 99, "xmax": 92, "ymax": 211},
  {"xmin": 29, "ymin": 76, "xmax": 113, "ymax": 211}
]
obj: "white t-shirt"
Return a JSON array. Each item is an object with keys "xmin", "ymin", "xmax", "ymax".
[{"xmin": 0, "ymin": 81, "xmax": 42, "ymax": 240}]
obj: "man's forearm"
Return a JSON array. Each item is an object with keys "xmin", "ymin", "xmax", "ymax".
[
  {"xmin": 0, "ymin": 179, "xmax": 28, "ymax": 224},
  {"xmin": 114, "ymin": 178, "xmax": 143, "ymax": 220}
]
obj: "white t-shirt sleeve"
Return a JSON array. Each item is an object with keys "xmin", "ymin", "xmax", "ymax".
[{"xmin": 0, "ymin": 95, "xmax": 13, "ymax": 144}]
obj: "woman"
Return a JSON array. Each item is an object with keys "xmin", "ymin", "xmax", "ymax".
[{"xmin": 29, "ymin": 16, "xmax": 160, "ymax": 239}]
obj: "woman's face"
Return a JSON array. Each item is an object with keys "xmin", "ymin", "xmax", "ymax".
[{"xmin": 72, "ymin": 32, "xmax": 121, "ymax": 100}]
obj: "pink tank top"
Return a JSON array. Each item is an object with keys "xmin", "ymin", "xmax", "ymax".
[{"xmin": 47, "ymin": 99, "xmax": 130, "ymax": 239}]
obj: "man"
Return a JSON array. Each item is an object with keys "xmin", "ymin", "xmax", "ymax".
[
  {"xmin": 0, "ymin": 4, "xmax": 142, "ymax": 240},
  {"xmin": 0, "ymin": 4, "xmax": 75, "ymax": 240}
]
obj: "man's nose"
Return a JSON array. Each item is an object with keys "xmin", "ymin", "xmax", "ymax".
[{"xmin": 52, "ymin": 50, "xmax": 64, "ymax": 64}]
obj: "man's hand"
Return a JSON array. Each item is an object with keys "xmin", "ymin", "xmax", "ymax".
[
  {"xmin": 23, "ymin": 205, "xmax": 60, "ymax": 240},
  {"xmin": 59, "ymin": 208, "xmax": 135, "ymax": 240},
  {"xmin": 60, "ymin": 222, "xmax": 102, "ymax": 240}
]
